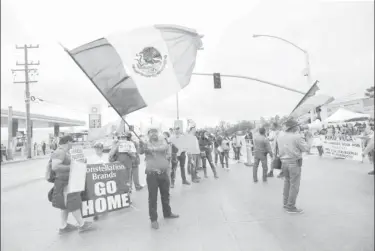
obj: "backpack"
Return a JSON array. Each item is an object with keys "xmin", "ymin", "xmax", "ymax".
[{"xmin": 45, "ymin": 157, "xmax": 56, "ymax": 183}]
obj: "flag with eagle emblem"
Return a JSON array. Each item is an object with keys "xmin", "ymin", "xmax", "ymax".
[{"xmin": 64, "ymin": 25, "xmax": 203, "ymax": 117}]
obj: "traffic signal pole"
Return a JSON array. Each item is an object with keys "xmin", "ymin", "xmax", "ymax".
[{"xmin": 192, "ymin": 72, "xmax": 306, "ymax": 95}]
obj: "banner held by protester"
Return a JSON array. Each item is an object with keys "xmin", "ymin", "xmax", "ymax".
[
  {"xmin": 322, "ymin": 136, "xmax": 363, "ymax": 161},
  {"xmin": 81, "ymin": 163, "xmax": 131, "ymax": 218}
]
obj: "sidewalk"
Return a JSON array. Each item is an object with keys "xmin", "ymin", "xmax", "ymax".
[{"xmin": 1, "ymin": 154, "xmax": 49, "ymax": 166}]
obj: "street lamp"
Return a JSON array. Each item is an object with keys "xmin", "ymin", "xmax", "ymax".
[
  {"xmin": 252, "ymin": 34, "xmax": 312, "ymax": 87},
  {"xmin": 253, "ymin": 34, "xmax": 315, "ymax": 121}
]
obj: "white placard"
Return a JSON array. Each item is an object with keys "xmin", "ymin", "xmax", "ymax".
[
  {"xmin": 118, "ymin": 141, "xmax": 136, "ymax": 153},
  {"xmin": 67, "ymin": 161, "xmax": 87, "ymax": 193},
  {"xmin": 322, "ymin": 136, "xmax": 363, "ymax": 161}
]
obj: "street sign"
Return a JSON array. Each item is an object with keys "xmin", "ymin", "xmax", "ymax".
[
  {"xmin": 174, "ymin": 120, "xmax": 183, "ymax": 132},
  {"xmin": 89, "ymin": 105, "xmax": 101, "ymax": 114},
  {"xmin": 89, "ymin": 114, "xmax": 101, "ymax": 128}
]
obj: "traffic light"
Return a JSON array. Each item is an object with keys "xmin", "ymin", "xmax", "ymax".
[{"xmin": 213, "ymin": 73, "xmax": 221, "ymax": 89}]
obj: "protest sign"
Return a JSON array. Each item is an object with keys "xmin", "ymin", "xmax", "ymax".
[
  {"xmin": 81, "ymin": 163, "xmax": 131, "ymax": 218},
  {"xmin": 322, "ymin": 136, "xmax": 362, "ymax": 161},
  {"xmin": 67, "ymin": 146, "xmax": 87, "ymax": 193},
  {"xmin": 118, "ymin": 140, "xmax": 136, "ymax": 153}
]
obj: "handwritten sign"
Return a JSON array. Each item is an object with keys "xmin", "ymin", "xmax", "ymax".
[
  {"xmin": 67, "ymin": 146, "xmax": 87, "ymax": 193},
  {"xmin": 322, "ymin": 136, "xmax": 362, "ymax": 161},
  {"xmin": 118, "ymin": 140, "xmax": 136, "ymax": 153}
]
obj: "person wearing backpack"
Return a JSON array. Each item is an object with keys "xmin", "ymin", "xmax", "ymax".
[{"xmin": 48, "ymin": 135, "xmax": 94, "ymax": 234}]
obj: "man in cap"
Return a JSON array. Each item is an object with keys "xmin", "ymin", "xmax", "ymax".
[
  {"xmin": 277, "ymin": 118, "xmax": 311, "ymax": 214},
  {"xmin": 169, "ymin": 126, "xmax": 190, "ymax": 187},
  {"xmin": 139, "ymin": 126, "xmax": 179, "ymax": 229}
]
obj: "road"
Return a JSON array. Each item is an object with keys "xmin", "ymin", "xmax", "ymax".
[{"xmin": 1, "ymin": 154, "xmax": 374, "ymax": 251}]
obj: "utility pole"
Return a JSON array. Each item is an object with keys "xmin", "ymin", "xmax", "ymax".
[{"xmin": 12, "ymin": 44, "xmax": 40, "ymax": 159}]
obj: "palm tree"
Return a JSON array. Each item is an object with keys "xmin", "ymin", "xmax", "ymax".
[{"xmin": 365, "ymin": 86, "xmax": 374, "ymax": 98}]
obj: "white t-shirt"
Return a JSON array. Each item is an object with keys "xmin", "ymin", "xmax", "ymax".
[{"xmin": 87, "ymin": 154, "xmax": 107, "ymax": 164}]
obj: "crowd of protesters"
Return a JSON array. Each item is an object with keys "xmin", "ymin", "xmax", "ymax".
[{"xmin": 45, "ymin": 117, "xmax": 374, "ymax": 235}]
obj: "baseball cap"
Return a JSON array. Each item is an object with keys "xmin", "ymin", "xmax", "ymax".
[{"xmin": 93, "ymin": 142, "xmax": 104, "ymax": 149}]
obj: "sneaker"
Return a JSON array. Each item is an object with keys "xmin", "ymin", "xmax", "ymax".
[
  {"xmin": 283, "ymin": 205, "xmax": 288, "ymax": 209},
  {"xmin": 368, "ymin": 170, "xmax": 374, "ymax": 175},
  {"xmin": 78, "ymin": 222, "xmax": 95, "ymax": 233},
  {"xmin": 164, "ymin": 213, "xmax": 179, "ymax": 219},
  {"xmin": 214, "ymin": 174, "xmax": 219, "ymax": 179},
  {"xmin": 151, "ymin": 221, "xmax": 159, "ymax": 229},
  {"xmin": 192, "ymin": 178, "xmax": 200, "ymax": 183},
  {"xmin": 59, "ymin": 223, "xmax": 78, "ymax": 235},
  {"xmin": 286, "ymin": 207, "xmax": 304, "ymax": 214},
  {"xmin": 135, "ymin": 185, "xmax": 145, "ymax": 191},
  {"xmin": 267, "ymin": 172, "xmax": 274, "ymax": 177},
  {"xmin": 170, "ymin": 183, "xmax": 175, "ymax": 188},
  {"xmin": 254, "ymin": 179, "xmax": 258, "ymax": 183},
  {"xmin": 182, "ymin": 180, "xmax": 191, "ymax": 185}
]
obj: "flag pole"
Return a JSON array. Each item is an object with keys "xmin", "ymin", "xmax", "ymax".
[
  {"xmin": 176, "ymin": 93, "xmax": 179, "ymax": 119},
  {"xmin": 59, "ymin": 43, "xmax": 141, "ymax": 140}
]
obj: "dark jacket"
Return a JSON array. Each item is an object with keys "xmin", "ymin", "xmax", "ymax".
[
  {"xmin": 199, "ymin": 137, "xmax": 213, "ymax": 152},
  {"xmin": 253, "ymin": 134, "xmax": 273, "ymax": 159}
]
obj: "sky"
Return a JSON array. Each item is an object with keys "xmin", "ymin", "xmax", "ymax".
[{"xmin": 1, "ymin": 0, "xmax": 374, "ymax": 130}]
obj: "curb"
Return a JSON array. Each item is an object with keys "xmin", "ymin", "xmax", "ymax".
[{"xmin": 1, "ymin": 156, "xmax": 49, "ymax": 166}]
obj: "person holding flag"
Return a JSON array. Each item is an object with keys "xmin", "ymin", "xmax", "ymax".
[{"xmin": 139, "ymin": 126, "xmax": 179, "ymax": 230}]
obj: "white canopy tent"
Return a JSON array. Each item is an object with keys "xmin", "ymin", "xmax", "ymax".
[{"xmin": 324, "ymin": 108, "xmax": 370, "ymax": 123}]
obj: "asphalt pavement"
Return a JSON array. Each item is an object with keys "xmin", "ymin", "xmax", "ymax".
[{"xmin": 1, "ymin": 154, "xmax": 374, "ymax": 251}]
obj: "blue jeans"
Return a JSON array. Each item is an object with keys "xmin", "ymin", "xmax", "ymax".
[
  {"xmin": 253, "ymin": 156, "xmax": 268, "ymax": 181},
  {"xmin": 282, "ymin": 159, "xmax": 302, "ymax": 209}
]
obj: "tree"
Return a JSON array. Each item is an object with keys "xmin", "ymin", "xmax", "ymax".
[{"xmin": 365, "ymin": 86, "xmax": 374, "ymax": 98}]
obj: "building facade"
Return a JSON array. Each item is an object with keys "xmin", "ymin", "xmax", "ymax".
[{"xmin": 321, "ymin": 97, "xmax": 374, "ymax": 120}]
